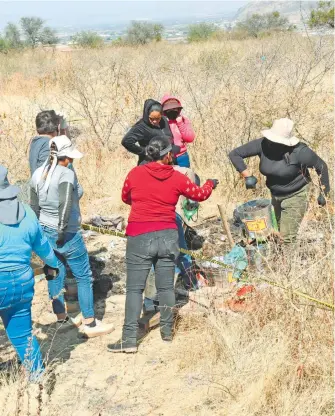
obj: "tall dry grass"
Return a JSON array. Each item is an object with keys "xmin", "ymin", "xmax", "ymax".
[{"xmin": 0, "ymin": 33, "xmax": 333, "ymax": 415}]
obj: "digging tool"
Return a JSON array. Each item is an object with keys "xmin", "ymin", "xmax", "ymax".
[{"xmin": 217, "ymin": 204, "xmax": 235, "ymax": 249}]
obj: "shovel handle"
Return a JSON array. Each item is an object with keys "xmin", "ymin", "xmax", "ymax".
[{"xmin": 217, "ymin": 204, "xmax": 235, "ymax": 249}]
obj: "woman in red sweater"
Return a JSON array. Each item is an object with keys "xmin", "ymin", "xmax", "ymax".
[{"xmin": 108, "ymin": 136, "xmax": 218, "ymax": 353}]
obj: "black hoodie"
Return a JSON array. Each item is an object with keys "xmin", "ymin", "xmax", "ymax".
[{"xmin": 122, "ymin": 99, "xmax": 172, "ymax": 165}]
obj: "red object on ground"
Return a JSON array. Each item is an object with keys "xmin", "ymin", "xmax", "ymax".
[
  {"xmin": 196, "ymin": 272, "xmax": 209, "ymax": 287},
  {"xmin": 236, "ymin": 285, "xmax": 255, "ymax": 298},
  {"xmin": 224, "ymin": 285, "xmax": 257, "ymax": 313}
]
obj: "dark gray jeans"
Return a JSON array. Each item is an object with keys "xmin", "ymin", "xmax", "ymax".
[{"xmin": 123, "ymin": 229, "xmax": 179, "ymax": 343}]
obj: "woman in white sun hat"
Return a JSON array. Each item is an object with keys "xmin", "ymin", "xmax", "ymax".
[
  {"xmin": 30, "ymin": 135, "xmax": 114, "ymax": 337},
  {"xmin": 229, "ymin": 118, "xmax": 330, "ymax": 244}
]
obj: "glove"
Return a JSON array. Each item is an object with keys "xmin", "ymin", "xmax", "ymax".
[
  {"xmin": 317, "ymin": 194, "xmax": 327, "ymax": 207},
  {"xmin": 184, "ymin": 199, "xmax": 199, "ymax": 211},
  {"xmin": 207, "ymin": 179, "xmax": 219, "ymax": 189},
  {"xmin": 56, "ymin": 231, "xmax": 66, "ymax": 247},
  {"xmin": 43, "ymin": 265, "xmax": 59, "ymax": 281},
  {"xmin": 245, "ymin": 176, "xmax": 258, "ymax": 189}
]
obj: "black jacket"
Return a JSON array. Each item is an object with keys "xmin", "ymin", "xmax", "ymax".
[
  {"xmin": 122, "ymin": 99, "xmax": 172, "ymax": 165},
  {"xmin": 229, "ymin": 138, "xmax": 330, "ymax": 196}
]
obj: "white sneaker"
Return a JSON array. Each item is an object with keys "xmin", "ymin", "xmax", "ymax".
[
  {"xmin": 71, "ymin": 313, "xmax": 83, "ymax": 328},
  {"xmin": 54, "ymin": 313, "xmax": 82, "ymax": 332},
  {"xmin": 79, "ymin": 319, "xmax": 115, "ymax": 338}
]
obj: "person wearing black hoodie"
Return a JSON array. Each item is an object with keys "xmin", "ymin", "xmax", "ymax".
[{"xmin": 121, "ymin": 99, "xmax": 173, "ymax": 165}]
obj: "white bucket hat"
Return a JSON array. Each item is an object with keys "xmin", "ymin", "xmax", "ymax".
[
  {"xmin": 261, "ymin": 118, "xmax": 299, "ymax": 147},
  {"xmin": 51, "ymin": 135, "xmax": 83, "ymax": 159}
]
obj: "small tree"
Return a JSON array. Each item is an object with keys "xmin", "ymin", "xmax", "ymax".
[
  {"xmin": 39, "ymin": 27, "xmax": 59, "ymax": 45},
  {"xmin": 20, "ymin": 17, "xmax": 58, "ymax": 48},
  {"xmin": 236, "ymin": 11, "xmax": 292, "ymax": 38},
  {"xmin": 265, "ymin": 11, "xmax": 290, "ymax": 30},
  {"xmin": 4, "ymin": 23, "xmax": 22, "ymax": 49},
  {"xmin": 187, "ymin": 23, "xmax": 217, "ymax": 42},
  {"xmin": 308, "ymin": 1, "xmax": 334, "ymax": 29},
  {"xmin": 71, "ymin": 31, "xmax": 104, "ymax": 48},
  {"xmin": 125, "ymin": 21, "xmax": 164, "ymax": 45}
]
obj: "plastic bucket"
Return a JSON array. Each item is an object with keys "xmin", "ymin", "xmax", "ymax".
[
  {"xmin": 245, "ymin": 244, "xmax": 268, "ymax": 274},
  {"xmin": 237, "ymin": 199, "xmax": 276, "ymax": 241}
]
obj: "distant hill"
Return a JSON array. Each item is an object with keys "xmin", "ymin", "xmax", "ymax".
[{"xmin": 234, "ymin": 1, "xmax": 318, "ymax": 25}]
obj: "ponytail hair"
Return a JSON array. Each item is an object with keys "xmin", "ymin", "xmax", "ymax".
[
  {"xmin": 42, "ymin": 141, "xmax": 57, "ymax": 182},
  {"xmin": 146, "ymin": 135, "xmax": 172, "ymax": 162},
  {"xmin": 37, "ymin": 140, "xmax": 59, "ymax": 195}
]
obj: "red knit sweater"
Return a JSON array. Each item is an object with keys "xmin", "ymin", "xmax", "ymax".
[{"xmin": 122, "ymin": 163, "xmax": 214, "ymax": 235}]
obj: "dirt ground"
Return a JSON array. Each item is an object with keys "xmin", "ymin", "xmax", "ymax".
[
  {"xmin": 0, "ymin": 230, "xmax": 230, "ymax": 416},
  {"xmin": 0, "ymin": 216, "xmax": 333, "ymax": 416}
]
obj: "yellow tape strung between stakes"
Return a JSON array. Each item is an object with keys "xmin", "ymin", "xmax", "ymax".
[{"xmin": 81, "ymin": 223, "xmax": 334, "ymax": 311}]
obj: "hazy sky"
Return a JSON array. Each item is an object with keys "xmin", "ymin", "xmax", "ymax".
[{"xmin": 0, "ymin": 1, "xmax": 248, "ymax": 29}]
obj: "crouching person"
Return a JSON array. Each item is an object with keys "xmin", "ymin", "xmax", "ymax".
[
  {"xmin": 108, "ymin": 136, "xmax": 218, "ymax": 353},
  {"xmin": 30, "ymin": 136, "xmax": 114, "ymax": 338},
  {"xmin": 0, "ymin": 165, "xmax": 59, "ymax": 380}
]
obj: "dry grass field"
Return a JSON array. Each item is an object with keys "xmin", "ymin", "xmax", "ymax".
[{"xmin": 0, "ymin": 33, "xmax": 333, "ymax": 415}]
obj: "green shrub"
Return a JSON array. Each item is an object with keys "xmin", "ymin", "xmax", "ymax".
[
  {"xmin": 4, "ymin": 23, "xmax": 22, "ymax": 49},
  {"xmin": 235, "ymin": 11, "xmax": 294, "ymax": 38},
  {"xmin": 20, "ymin": 17, "xmax": 58, "ymax": 48},
  {"xmin": 0, "ymin": 37, "xmax": 9, "ymax": 53},
  {"xmin": 308, "ymin": 1, "xmax": 334, "ymax": 28},
  {"xmin": 125, "ymin": 21, "xmax": 164, "ymax": 45},
  {"xmin": 71, "ymin": 31, "xmax": 104, "ymax": 49},
  {"xmin": 187, "ymin": 23, "xmax": 217, "ymax": 42}
]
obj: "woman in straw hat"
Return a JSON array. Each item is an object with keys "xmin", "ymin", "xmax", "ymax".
[
  {"xmin": 0, "ymin": 165, "xmax": 59, "ymax": 380},
  {"xmin": 30, "ymin": 135, "xmax": 114, "ymax": 338},
  {"xmin": 229, "ymin": 118, "xmax": 330, "ymax": 244}
]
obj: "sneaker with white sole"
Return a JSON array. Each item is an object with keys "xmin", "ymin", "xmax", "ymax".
[
  {"xmin": 107, "ymin": 339, "xmax": 137, "ymax": 353},
  {"xmin": 79, "ymin": 319, "xmax": 115, "ymax": 338},
  {"xmin": 54, "ymin": 314, "xmax": 83, "ymax": 332},
  {"xmin": 71, "ymin": 313, "xmax": 83, "ymax": 328}
]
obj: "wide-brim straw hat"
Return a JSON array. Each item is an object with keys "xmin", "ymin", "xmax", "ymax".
[{"xmin": 261, "ymin": 118, "xmax": 299, "ymax": 146}]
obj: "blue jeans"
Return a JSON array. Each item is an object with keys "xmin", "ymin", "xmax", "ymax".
[
  {"xmin": 176, "ymin": 152, "xmax": 190, "ymax": 168},
  {"xmin": 176, "ymin": 214, "xmax": 197, "ymax": 289},
  {"xmin": 0, "ymin": 266, "xmax": 43, "ymax": 377},
  {"xmin": 42, "ymin": 227, "xmax": 94, "ymax": 319}
]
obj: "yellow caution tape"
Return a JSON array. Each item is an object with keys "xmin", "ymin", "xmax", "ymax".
[{"xmin": 81, "ymin": 223, "xmax": 334, "ymax": 311}]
